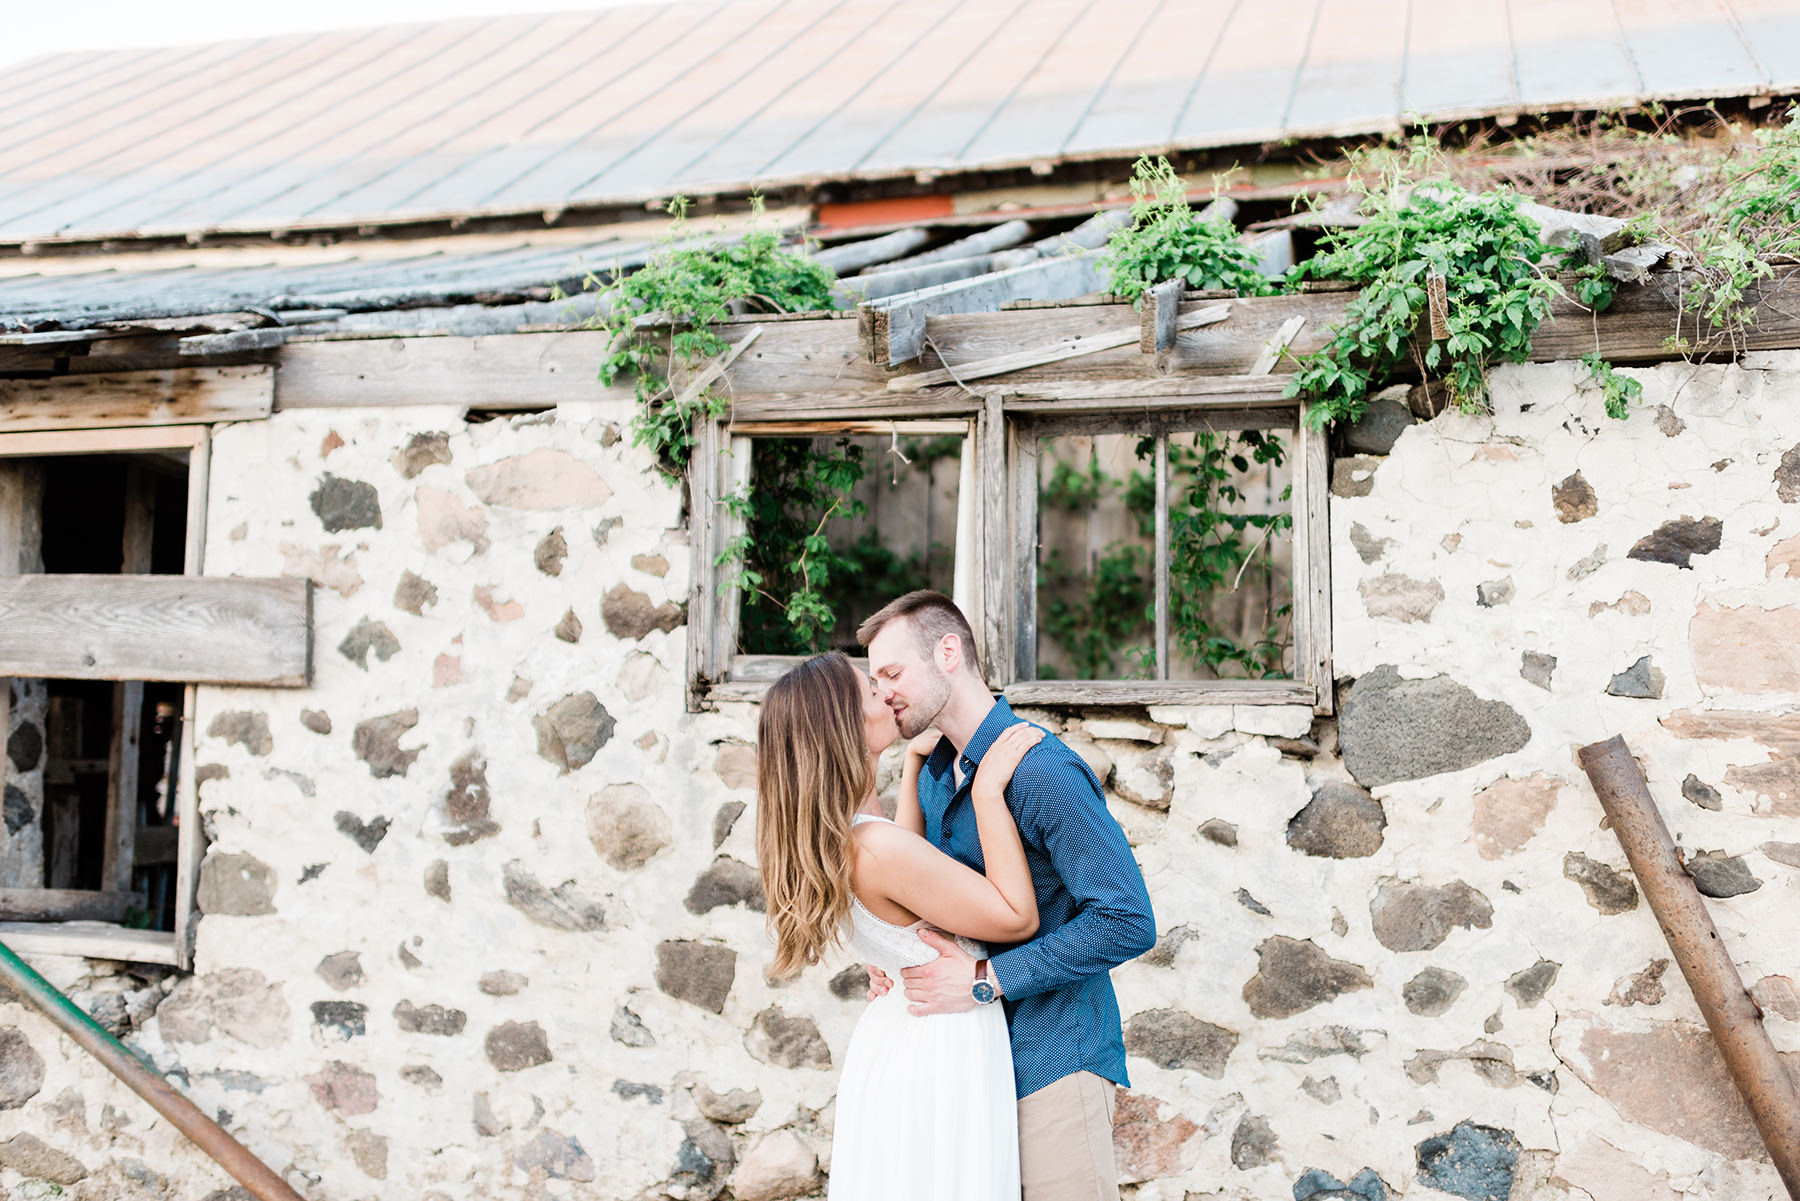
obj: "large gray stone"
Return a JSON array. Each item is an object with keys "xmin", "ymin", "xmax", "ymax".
[
  {"xmin": 1141, "ymin": 924, "xmax": 1198, "ymax": 968},
  {"xmin": 310, "ymin": 474, "xmax": 382, "ymax": 532},
  {"xmin": 1563, "ymin": 852, "xmax": 1638, "ymax": 914},
  {"xmin": 1415, "ymin": 1122, "xmax": 1519, "ymax": 1201},
  {"xmin": 0, "ymin": 1029, "xmax": 43, "ymax": 1109},
  {"xmin": 207, "ymin": 711, "xmax": 273, "ymax": 756},
  {"xmin": 694, "ymin": 1085, "xmax": 761, "ymax": 1125},
  {"xmin": 502, "ymin": 861, "xmax": 607, "ymax": 932},
  {"xmin": 514, "ymin": 1129, "xmax": 595, "ymax": 1182},
  {"xmin": 1343, "ymin": 395, "xmax": 1414, "ymax": 456},
  {"xmin": 1370, "ymin": 881, "xmax": 1494, "ymax": 952},
  {"xmin": 1123, "ymin": 1008, "xmax": 1238, "ymax": 1078},
  {"xmin": 0, "ymin": 1133, "xmax": 87, "ymax": 1184},
  {"xmin": 1230, "ymin": 1114, "xmax": 1277, "ymax": 1170},
  {"xmin": 485, "ymin": 1021, "xmax": 552, "ymax": 1071},
  {"xmin": 336, "ymin": 618, "xmax": 400, "ymax": 669},
  {"xmin": 1689, "ymin": 850, "xmax": 1762, "ymax": 897},
  {"xmin": 745, "ymin": 1007, "xmax": 831, "ymax": 1069},
  {"xmin": 197, "ymin": 852, "xmax": 277, "ymax": 916},
  {"xmin": 586, "ymin": 784, "xmax": 671, "ymax": 870},
  {"xmin": 1627, "ymin": 516, "xmax": 1722, "ymax": 568},
  {"xmin": 1287, "ymin": 781, "xmax": 1386, "ymax": 858},
  {"xmin": 393, "ymin": 570, "xmax": 438, "ymax": 616},
  {"xmin": 1403, "ymin": 967, "xmax": 1468, "ymax": 1016},
  {"xmin": 1520, "ymin": 651, "xmax": 1556, "ymax": 691},
  {"xmin": 1339, "ymin": 666, "xmax": 1530, "ymax": 787},
  {"xmin": 686, "ymin": 857, "xmax": 766, "ymax": 915},
  {"xmin": 352, "ymin": 709, "xmax": 421, "ymax": 779},
  {"xmin": 333, "ymin": 811, "xmax": 390, "ymax": 854},
  {"xmin": 611, "ymin": 1006, "xmax": 655, "ymax": 1047},
  {"xmin": 393, "ymin": 1001, "xmax": 467, "ymax": 1036},
  {"xmin": 3, "ymin": 785, "xmax": 32, "ymax": 834},
  {"xmin": 7, "ymin": 721, "xmax": 42, "ymax": 772},
  {"xmin": 603, "ymin": 583, "xmax": 685, "ymax": 640},
  {"xmin": 1332, "ymin": 455, "xmax": 1382, "ymax": 498},
  {"xmin": 1606, "ymin": 656, "xmax": 1665, "ymax": 699},
  {"xmin": 1682, "ymin": 774, "xmax": 1724, "ymax": 811},
  {"xmin": 1242, "ymin": 936, "xmax": 1372, "ymax": 1019},
  {"xmin": 533, "ymin": 692, "xmax": 614, "ymax": 772},
  {"xmin": 315, "ymin": 951, "xmax": 363, "ymax": 991},
  {"xmin": 656, "ymin": 941, "xmax": 736, "ymax": 1014},
  {"xmin": 311, "ymin": 1001, "xmax": 367, "ymax": 1041},
  {"xmin": 669, "ymin": 1116, "xmax": 736, "ymax": 1200},
  {"xmin": 714, "ymin": 800, "xmax": 746, "ymax": 848},
  {"xmin": 1505, "ymin": 959, "xmax": 1560, "ymax": 1008}
]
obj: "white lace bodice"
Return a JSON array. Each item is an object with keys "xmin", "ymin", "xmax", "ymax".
[{"xmin": 846, "ymin": 815, "xmax": 986, "ymax": 976}]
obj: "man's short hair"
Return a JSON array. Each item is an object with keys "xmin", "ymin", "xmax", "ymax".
[{"xmin": 857, "ymin": 590, "xmax": 981, "ymax": 675}]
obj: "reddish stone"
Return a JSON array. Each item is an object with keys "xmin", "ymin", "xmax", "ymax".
[
  {"xmin": 307, "ymin": 1061, "xmax": 377, "ymax": 1115},
  {"xmin": 465, "ymin": 450, "xmax": 611, "ymax": 510},
  {"xmin": 1112, "ymin": 1089, "xmax": 1199, "ymax": 1184},
  {"xmin": 1691, "ymin": 604, "xmax": 1800, "ymax": 693}
]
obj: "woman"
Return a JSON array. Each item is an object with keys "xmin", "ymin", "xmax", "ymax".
[{"xmin": 756, "ymin": 652, "xmax": 1041, "ymax": 1201}]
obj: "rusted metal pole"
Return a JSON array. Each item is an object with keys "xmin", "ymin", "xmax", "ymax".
[
  {"xmin": 0, "ymin": 940, "xmax": 307, "ymax": 1201},
  {"xmin": 1577, "ymin": 734, "xmax": 1800, "ymax": 1199}
]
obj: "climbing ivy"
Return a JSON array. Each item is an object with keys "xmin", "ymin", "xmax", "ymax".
[
  {"xmin": 1285, "ymin": 180, "xmax": 1560, "ymax": 427},
  {"xmin": 1038, "ymin": 432, "xmax": 1291, "ymax": 680},
  {"xmin": 1107, "ymin": 156, "xmax": 1275, "ymax": 300}
]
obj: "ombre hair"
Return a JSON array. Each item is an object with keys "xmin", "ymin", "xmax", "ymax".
[{"xmin": 755, "ymin": 652, "xmax": 874, "ymax": 981}]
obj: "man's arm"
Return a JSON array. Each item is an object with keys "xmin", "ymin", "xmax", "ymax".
[{"xmin": 986, "ymin": 749, "xmax": 1156, "ymax": 1002}]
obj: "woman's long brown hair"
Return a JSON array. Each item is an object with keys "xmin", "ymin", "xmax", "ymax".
[{"xmin": 755, "ymin": 652, "xmax": 873, "ymax": 981}]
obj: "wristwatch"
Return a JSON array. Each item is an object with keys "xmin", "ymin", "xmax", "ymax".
[{"xmin": 971, "ymin": 960, "xmax": 998, "ymax": 1005}]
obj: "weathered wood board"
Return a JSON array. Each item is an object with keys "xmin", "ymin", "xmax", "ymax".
[
  {"xmin": 0, "ymin": 574, "xmax": 312, "ymax": 686},
  {"xmin": 0, "ymin": 366, "xmax": 272, "ymax": 433}
]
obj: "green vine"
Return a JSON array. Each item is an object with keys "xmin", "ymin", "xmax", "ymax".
[
  {"xmin": 1107, "ymin": 157, "xmax": 1274, "ymax": 300},
  {"xmin": 1037, "ymin": 432, "xmax": 1290, "ymax": 680},
  {"xmin": 590, "ymin": 200, "xmax": 837, "ymax": 478},
  {"xmin": 1285, "ymin": 180, "xmax": 1559, "ymax": 427}
]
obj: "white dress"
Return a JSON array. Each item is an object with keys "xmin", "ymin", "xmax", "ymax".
[{"xmin": 828, "ymin": 814, "xmax": 1020, "ymax": 1201}]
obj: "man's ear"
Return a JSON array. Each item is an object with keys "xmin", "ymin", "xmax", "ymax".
[{"xmin": 936, "ymin": 633, "xmax": 961, "ymax": 674}]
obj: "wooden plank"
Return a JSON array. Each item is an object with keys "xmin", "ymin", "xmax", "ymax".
[
  {"xmin": 726, "ymin": 419, "xmax": 969, "ymax": 436},
  {"xmin": 834, "ymin": 257, "xmax": 995, "ymax": 306},
  {"xmin": 1010, "ymin": 419, "xmax": 1038, "ymax": 684},
  {"xmin": 1141, "ymin": 280, "xmax": 1186, "ymax": 355},
  {"xmin": 811, "ymin": 228, "xmax": 933, "ymax": 274},
  {"xmin": 865, "ymin": 221, "xmax": 1031, "ymax": 274},
  {"xmin": 0, "ymin": 461, "xmax": 42, "ymax": 871},
  {"xmin": 0, "ymin": 889, "xmax": 135, "ymax": 923},
  {"xmin": 728, "ymin": 391, "xmax": 980, "ymax": 421},
  {"xmin": 979, "ymin": 391, "xmax": 1010, "ymax": 687},
  {"xmin": 1154, "ymin": 434, "xmax": 1170, "ymax": 680},
  {"xmin": 1294, "ymin": 404, "xmax": 1334, "ymax": 716},
  {"xmin": 0, "ymin": 922, "xmax": 178, "ymax": 966},
  {"xmin": 730, "ymin": 653, "xmax": 870, "ymax": 683},
  {"xmin": 172, "ymin": 683, "xmax": 200, "ymax": 971},
  {"xmin": 1250, "ymin": 315, "xmax": 1307, "ymax": 376},
  {"xmin": 1022, "ymin": 408, "xmax": 1298, "ymax": 438},
  {"xmin": 1002, "ymin": 376, "xmax": 1292, "ymax": 402},
  {"xmin": 0, "ymin": 575, "xmax": 312, "ymax": 687},
  {"xmin": 890, "ymin": 304, "xmax": 1232, "ymax": 393},
  {"xmin": 0, "ymin": 366, "xmax": 272, "ymax": 433},
  {"xmin": 176, "ymin": 328, "xmax": 289, "ymax": 356},
  {"xmin": 1004, "ymin": 680, "xmax": 1318, "ymax": 706},
  {"xmin": 670, "ymin": 328, "xmax": 761, "ymax": 411},
  {"xmin": 102, "ymin": 468, "xmax": 154, "ymax": 896},
  {"xmin": 687, "ymin": 414, "xmax": 722, "ymax": 711},
  {"xmin": 0, "ymin": 425, "xmax": 207, "ymax": 458},
  {"xmin": 717, "ymin": 437, "xmax": 751, "ymax": 677},
  {"xmin": 277, "ymin": 332, "xmax": 635, "ymax": 410},
  {"xmin": 866, "ymin": 249, "xmax": 1113, "ymax": 368}
]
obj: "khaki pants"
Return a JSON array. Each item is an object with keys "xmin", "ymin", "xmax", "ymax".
[{"xmin": 1018, "ymin": 1071, "xmax": 1118, "ymax": 1201}]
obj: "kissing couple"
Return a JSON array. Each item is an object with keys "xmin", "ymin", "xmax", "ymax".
[{"xmin": 755, "ymin": 590, "xmax": 1157, "ymax": 1200}]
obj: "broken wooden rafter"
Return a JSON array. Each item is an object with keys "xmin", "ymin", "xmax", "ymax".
[
  {"xmin": 1139, "ymin": 280, "xmax": 1186, "ymax": 354},
  {"xmin": 1249, "ymin": 315, "xmax": 1307, "ymax": 375},
  {"xmin": 888, "ymin": 303, "xmax": 1231, "ymax": 393},
  {"xmin": 862, "ymin": 220, "xmax": 1031, "ymax": 274},
  {"xmin": 811, "ymin": 228, "xmax": 932, "ymax": 274}
]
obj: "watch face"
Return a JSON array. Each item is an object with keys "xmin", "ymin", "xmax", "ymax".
[{"xmin": 971, "ymin": 981, "xmax": 996, "ymax": 1004}]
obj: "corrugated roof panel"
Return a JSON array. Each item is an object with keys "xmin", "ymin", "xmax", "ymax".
[
  {"xmin": 945, "ymin": 0, "xmax": 1156, "ymax": 167},
  {"xmin": 1723, "ymin": 0, "xmax": 1800, "ymax": 84},
  {"xmin": 1059, "ymin": 0, "xmax": 1241, "ymax": 158},
  {"xmin": 857, "ymin": 0, "xmax": 1105, "ymax": 173},
  {"xmin": 556, "ymin": 0, "xmax": 860, "ymax": 201},
  {"xmin": 1170, "ymin": 0, "xmax": 1314, "ymax": 146},
  {"xmin": 1283, "ymin": 0, "xmax": 1410, "ymax": 136},
  {"xmin": 0, "ymin": 0, "xmax": 1792, "ymax": 243},
  {"xmin": 474, "ymin": 1, "xmax": 784, "ymax": 212},
  {"xmin": 1509, "ymin": 0, "xmax": 1644, "ymax": 107},
  {"xmin": 757, "ymin": 0, "xmax": 1036, "ymax": 181},
  {"xmin": 1400, "ymin": 0, "xmax": 1519, "ymax": 117}
]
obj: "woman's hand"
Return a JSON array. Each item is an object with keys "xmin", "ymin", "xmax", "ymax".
[
  {"xmin": 972, "ymin": 723, "xmax": 1043, "ymax": 801},
  {"xmin": 906, "ymin": 729, "xmax": 941, "ymax": 760}
]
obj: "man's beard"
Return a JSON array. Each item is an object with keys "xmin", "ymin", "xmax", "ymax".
[{"xmin": 895, "ymin": 667, "xmax": 950, "ymax": 739}]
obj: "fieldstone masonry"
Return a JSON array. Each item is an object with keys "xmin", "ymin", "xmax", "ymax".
[{"xmin": 0, "ymin": 363, "xmax": 1795, "ymax": 1198}]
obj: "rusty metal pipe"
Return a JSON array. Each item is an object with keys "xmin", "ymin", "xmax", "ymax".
[
  {"xmin": 1577, "ymin": 734, "xmax": 1800, "ymax": 1199},
  {"xmin": 0, "ymin": 939, "xmax": 307, "ymax": 1201}
]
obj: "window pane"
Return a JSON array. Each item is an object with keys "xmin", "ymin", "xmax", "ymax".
[
  {"xmin": 1034, "ymin": 428, "xmax": 1294, "ymax": 681},
  {"xmin": 733, "ymin": 434, "xmax": 960, "ymax": 656},
  {"xmin": 1035, "ymin": 434, "xmax": 1157, "ymax": 679}
]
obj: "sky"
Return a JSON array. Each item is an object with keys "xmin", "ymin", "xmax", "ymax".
[{"xmin": 1, "ymin": 0, "xmax": 664, "ymax": 69}]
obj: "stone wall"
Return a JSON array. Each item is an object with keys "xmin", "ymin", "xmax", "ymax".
[{"xmin": 0, "ymin": 358, "xmax": 1795, "ymax": 1200}]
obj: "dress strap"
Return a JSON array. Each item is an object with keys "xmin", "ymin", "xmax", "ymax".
[{"xmin": 851, "ymin": 813, "xmax": 893, "ymax": 827}]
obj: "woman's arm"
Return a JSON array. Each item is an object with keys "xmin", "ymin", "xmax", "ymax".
[
  {"xmin": 893, "ymin": 730, "xmax": 937, "ymax": 837},
  {"xmin": 857, "ymin": 725, "xmax": 1042, "ymax": 943}
]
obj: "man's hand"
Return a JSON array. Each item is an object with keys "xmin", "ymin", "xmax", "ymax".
[
  {"xmin": 900, "ymin": 930, "xmax": 978, "ymax": 1016},
  {"xmin": 866, "ymin": 964, "xmax": 893, "ymax": 1000}
]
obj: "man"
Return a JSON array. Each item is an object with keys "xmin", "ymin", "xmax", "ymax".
[{"xmin": 858, "ymin": 590, "xmax": 1156, "ymax": 1201}]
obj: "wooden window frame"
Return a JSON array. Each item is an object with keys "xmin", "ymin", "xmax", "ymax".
[
  {"xmin": 688, "ymin": 385, "xmax": 1331, "ymax": 714},
  {"xmin": 0, "ymin": 425, "xmax": 213, "ymax": 967},
  {"xmin": 689, "ymin": 417, "xmax": 979, "ymax": 707},
  {"xmin": 996, "ymin": 389, "xmax": 1333, "ymax": 714}
]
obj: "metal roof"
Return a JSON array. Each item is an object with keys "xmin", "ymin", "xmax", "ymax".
[{"xmin": 0, "ymin": 0, "xmax": 1794, "ymax": 245}]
